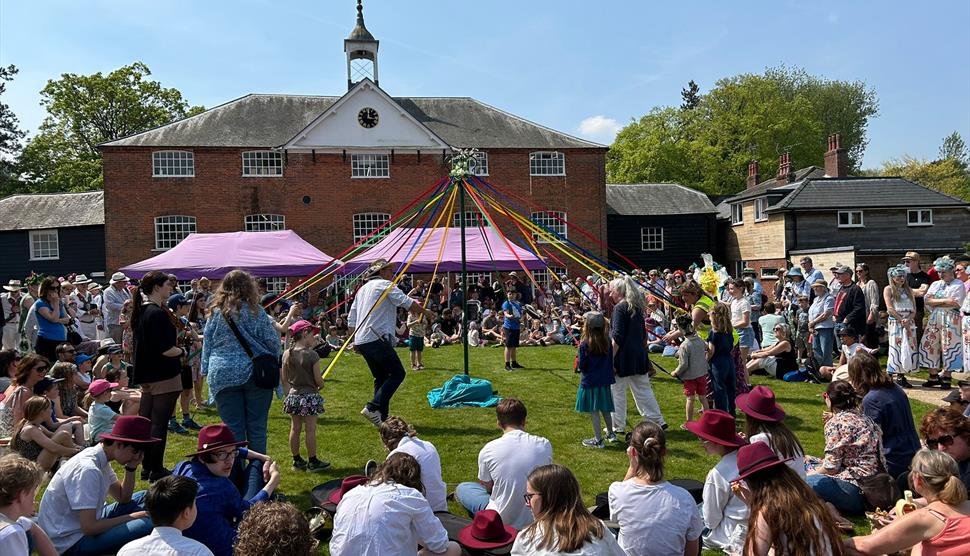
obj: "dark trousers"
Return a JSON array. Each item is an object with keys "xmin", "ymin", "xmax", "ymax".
[
  {"xmin": 35, "ymin": 336, "xmax": 62, "ymax": 361},
  {"xmin": 138, "ymin": 386, "xmax": 180, "ymax": 473},
  {"xmin": 358, "ymin": 339, "xmax": 407, "ymax": 421}
]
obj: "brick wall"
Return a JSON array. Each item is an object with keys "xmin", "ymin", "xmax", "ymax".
[{"xmin": 102, "ymin": 147, "xmax": 607, "ymax": 278}]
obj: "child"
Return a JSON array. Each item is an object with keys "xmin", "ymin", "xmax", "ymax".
[
  {"xmin": 428, "ymin": 323, "xmax": 445, "ymax": 348},
  {"xmin": 575, "ymin": 311, "xmax": 616, "ymax": 448},
  {"xmin": 281, "ymin": 320, "xmax": 329, "ymax": 472},
  {"xmin": 104, "ymin": 366, "xmax": 141, "ymax": 416},
  {"xmin": 35, "ymin": 376, "xmax": 86, "ymax": 446},
  {"xmin": 85, "ymin": 378, "xmax": 120, "ymax": 445},
  {"xmin": 707, "ymin": 303, "xmax": 737, "ymax": 415},
  {"xmin": 169, "ymin": 294, "xmax": 202, "ymax": 434},
  {"xmin": 793, "ymin": 295, "xmax": 811, "ymax": 364},
  {"xmin": 736, "ymin": 385, "xmax": 806, "ymax": 480},
  {"xmin": 819, "ymin": 325, "xmax": 875, "ymax": 381},
  {"xmin": 117, "ymin": 475, "xmax": 212, "ymax": 556},
  {"xmin": 0, "ymin": 454, "xmax": 56, "ymax": 555},
  {"xmin": 12, "ymin": 396, "xmax": 81, "ymax": 471},
  {"xmin": 325, "ymin": 326, "xmax": 342, "ymax": 349},
  {"xmin": 406, "ymin": 305, "xmax": 427, "ymax": 370},
  {"xmin": 502, "ymin": 290, "xmax": 523, "ymax": 371},
  {"xmin": 670, "ymin": 315, "xmax": 710, "ymax": 427},
  {"xmin": 684, "ymin": 410, "xmax": 748, "ymax": 553}
]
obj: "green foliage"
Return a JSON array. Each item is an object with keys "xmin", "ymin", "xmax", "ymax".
[
  {"xmin": 14, "ymin": 62, "xmax": 203, "ymax": 194},
  {"xmin": 0, "ymin": 65, "xmax": 27, "ymax": 195},
  {"xmin": 607, "ymin": 66, "xmax": 879, "ymax": 195},
  {"xmin": 939, "ymin": 131, "xmax": 968, "ymax": 168},
  {"xmin": 880, "ymin": 155, "xmax": 970, "ymax": 201}
]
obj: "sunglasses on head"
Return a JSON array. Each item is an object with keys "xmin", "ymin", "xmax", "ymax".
[{"xmin": 926, "ymin": 435, "xmax": 955, "ymax": 450}]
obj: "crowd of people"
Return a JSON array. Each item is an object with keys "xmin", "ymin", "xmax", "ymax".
[{"xmin": 0, "ymin": 247, "xmax": 969, "ymax": 555}]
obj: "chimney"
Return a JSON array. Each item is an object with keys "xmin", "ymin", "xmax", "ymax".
[
  {"xmin": 746, "ymin": 160, "xmax": 761, "ymax": 189},
  {"xmin": 824, "ymin": 133, "xmax": 848, "ymax": 178},
  {"xmin": 776, "ymin": 153, "xmax": 793, "ymax": 185}
]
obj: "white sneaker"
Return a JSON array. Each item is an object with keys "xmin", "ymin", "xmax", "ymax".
[{"xmin": 360, "ymin": 406, "xmax": 382, "ymax": 427}]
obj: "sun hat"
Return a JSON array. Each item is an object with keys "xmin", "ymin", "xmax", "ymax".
[
  {"xmin": 958, "ymin": 379, "xmax": 970, "ymax": 388},
  {"xmin": 458, "ymin": 509, "xmax": 517, "ymax": 549},
  {"xmin": 87, "ymin": 379, "xmax": 119, "ymax": 397},
  {"xmin": 188, "ymin": 424, "xmax": 248, "ymax": 457},
  {"xmin": 99, "ymin": 338, "xmax": 116, "ymax": 349},
  {"xmin": 366, "ymin": 258, "xmax": 395, "ymax": 278},
  {"xmin": 75, "ymin": 353, "xmax": 95, "ymax": 367},
  {"xmin": 684, "ymin": 409, "xmax": 746, "ymax": 447},
  {"xmin": 901, "ymin": 251, "xmax": 920, "ymax": 261},
  {"xmin": 33, "ymin": 376, "xmax": 64, "ymax": 396},
  {"xmin": 100, "ymin": 415, "xmax": 161, "ymax": 444},
  {"xmin": 3, "ymin": 279, "xmax": 24, "ymax": 292},
  {"xmin": 583, "ymin": 311, "xmax": 605, "ymax": 330},
  {"xmin": 734, "ymin": 441, "xmax": 793, "ymax": 481},
  {"xmin": 107, "ymin": 344, "xmax": 123, "ymax": 355},
  {"xmin": 735, "ymin": 385, "xmax": 785, "ymax": 422},
  {"xmin": 887, "ymin": 265, "xmax": 907, "ymax": 279},
  {"xmin": 109, "ymin": 272, "xmax": 129, "ymax": 285},
  {"xmin": 786, "ymin": 268, "xmax": 803, "ymax": 277},
  {"xmin": 73, "ymin": 274, "xmax": 92, "ymax": 285},
  {"xmin": 88, "ymin": 282, "xmax": 103, "ymax": 291},
  {"xmin": 289, "ymin": 319, "xmax": 319, "ymax": 336},
  {"xmin": 810, "ymin": 279, "xmax": 828, "ymax": 289}
]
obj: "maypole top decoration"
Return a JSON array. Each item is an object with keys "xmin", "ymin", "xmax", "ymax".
[{"xmin": 449, "ymin": 147, "xmax": 479, "ymax": 179}]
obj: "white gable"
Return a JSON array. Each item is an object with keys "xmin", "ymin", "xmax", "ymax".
[{"xmin": 283, "ymin": 79, "xmax": 449, "ymax": 152}]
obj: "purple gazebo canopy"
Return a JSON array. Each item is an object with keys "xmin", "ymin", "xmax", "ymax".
[
  {"xmin": 339, "ymin": 227, "xmax": 547, "ymax": 274},
  {"xmin": 121, "ymin": 230, "xmax": 341, "ymax": 279}
]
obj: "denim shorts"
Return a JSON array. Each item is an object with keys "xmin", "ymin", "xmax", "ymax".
[{"xmin": 737, "ymin": 326, "xmax": 756, "ymax": 348}]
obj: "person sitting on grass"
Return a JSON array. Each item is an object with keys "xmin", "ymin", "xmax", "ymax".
[
  {"xmin": 233, "ymin": 501, "xmax": 317, "ymax": 556},
  {"xmin": 84, "ymin": 379, "xmax": 119, "ymax": 445},
  {"xmin": 745, "ymin": 322, "xmax": 797, "ymax": 380},
  {"xmin": 103, "ymin": 366, "xmax": 141, "ymax": 416},
  {"xmin": 281, "ymin": 320, "xmax": 329, "ymax": 473},
  {"xmin": 670, "ymin": 315, "xmax": 710, "ymax": 428},
  {"xmin": 117, "ymin": 475, "xmax": 213, "ymax": 556},
  {"xmin": 34, "ymin": 375, "xmax": 86, "ymax": 446},
  {"xmin": 174, "ymin": 424, "xmax": 281, "ymax": 556},
  {"xmin": 371, "ymin": 416, "xmax": 447, "ymax": 511},
  {"xmin": 757, "ymin": 301, "xmax": 785, "ymax": 349},
  {"xmin": 574, "ymin": 311, "xmax": 616, "ymax": 448},
  {"xmin": 12, "ymin": 395, "xmax": 81, "ymax": 472},
  {"xmin": 0, "ymin": 454, "xmax": 56, "ymax": 556},
  {"xmin": 819, "ymin": 325, "xmax": 875, "ymax": 382},
  {"xmin": 736, "ymin": 385, "xmax": 806, "ymax": 481}
]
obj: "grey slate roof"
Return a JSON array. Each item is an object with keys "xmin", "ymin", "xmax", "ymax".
[
  {"xmin": 0, "ymin": 191, "xmax": 104, "ymax": 231},
  {"xmin": 727, "ymin": 166, "xmax": 825, "ymax": 202},
  {"xmin": 101, "ymin": 94, "xmax": 604, "ymax": 150},
  {"xmin": 769, "ymin": 177, "xmax": 970, "ymax": 211},
  {"xmin": 606, "ymin": 183, "xmax": 717, "ymax": 216}
]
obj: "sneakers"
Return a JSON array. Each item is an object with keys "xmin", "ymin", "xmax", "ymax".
[
  {"xmin": 511, "ymin": 361, "xmax": 524, "ymax": 369},
  {"xmin": 582, "ymin": 438, "xmax": 604, "ymax": 449},
  {"xmin": 307, "ymin": 459, "xmax": 331, "ymax": 472},
  {"xmin": 181, "ymin": 417, "xmax": 203, "ymax": 430},
  {"xmin": 504, "ymin": 362, "xmax": 513, "ymax": 371},
  {"xmin": 895, "ymin": 375, "xmax": 913, "ymax": 389},
  {"xmin": 168, "ymin": 417, "xmax": 189, "ymax": 435},
  {"xmin": 604, "ymin": 432, "xmax": 618, "ymax": 443},
  {"xmin": 292, "ymin": 456, "xmax": 308, "ymax": 471},
  {"xmin": 364, "ymin": 459, "xmax": 379, "ymax": 478},
  {"xmin": 360, "ymin": 406, "xmax": 383, "ymax": 427},
  {"xmin": 148, "ymin": 468, "xmax": 172, "ymax": 483}
]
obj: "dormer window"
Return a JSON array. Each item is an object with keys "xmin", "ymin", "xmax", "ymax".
[
  {"xmin": 731, "ymin": 203, "xmax": 743, "ymax": 225},
  {"xmin": 754, "ymin": 198, "xmax": 768, "ymax": 222}
]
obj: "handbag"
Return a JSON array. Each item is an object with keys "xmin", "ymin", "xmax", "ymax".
[
  {"xmin": 853, "ymin": 432, "xmax": 901, "ymax": 510},
  {"xmin": 66, "ymin": 325, "xmax": 83, "ymax": 346},
  {"xmin": 225, "ymin": 316, "xmax": 280, "ymax": 389}
]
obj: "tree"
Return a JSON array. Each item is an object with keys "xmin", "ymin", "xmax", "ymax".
[
  {"xmin": 17, "ymin": 62, "xmax": 203, "ymax": 193},
  {"xmin": 608, "ymin": 65, "xmax": 879, "ymax": 195},
  {"xmin": 0, "ymin": 65, "xmax": 27, "ymax": 195},
  {"xmin": 680, "ymin": 80, "xmax": 700, "ymax": 110},
  {"xmin": 939, "ymin": 131, "xmax": 968, "ymax": 168},
  {"xmin": 880, "ymin": 155, "xmax": 970, "ymax": 201}
]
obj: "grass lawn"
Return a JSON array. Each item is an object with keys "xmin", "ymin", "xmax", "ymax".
[{"xmin": 78, "ymin": 345, "xmax": 937, "ymax": 554}]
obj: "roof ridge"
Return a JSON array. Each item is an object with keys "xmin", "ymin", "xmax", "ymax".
[{"xmin": 0, "ymin": 190, "xmax": 103, "ymax": 202}]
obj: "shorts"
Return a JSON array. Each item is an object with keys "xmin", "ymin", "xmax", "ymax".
[
  {"xmin": 180, "ymin": 366, "xmax": 193, "ymax": 391},
  {"xmin": 737, "ymin": 327, "xmax": 756, "ymax": 348},
  {"xmin": 409, "ymin": 335, "xmax": 424, "ymax": 352},
  {"xmin": 503, "ymin": 328, "xmax": 520, "ymax": 348},
  {"xmin": 283, "ymin": 392, "xmax": 325, "ymax": 416},
  {"xmin": 682, "ymin": 376, "xmax": 709, "ymax": 396}
]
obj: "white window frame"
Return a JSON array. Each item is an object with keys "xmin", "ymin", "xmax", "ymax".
[
  {"xmin": 470, "ymin": 152, "xmax": 489, "ymax": 176},
  {"xmin": 529, "ymin": 151, "xmax": 565, "ymax": 176},
  {"xmin": 731, "ymin": 203, "xmax": 743, "ymax": 225},
  {"xmin": 244, "ymin": 214, "xmax": 286, "ymax": 232},
  {"xmin": 264, "ymin": 277, "xmax": 288, "ymax": 293},
  {"xmin": 640, "ymin": 227, "xmax": 664, "ymax": 251},
  {"xmin": 530, "ymin": 211, "xmax": 567, "ymax": 243},
  {"xmin": 352, "ymin": 212, "xmax": 391, "ymax": 243},
  {"xmin": 531, "ymin": 266, "xmax": 566, "ymax": 289},
  {"xmin": 351, "ymin": 153, "xmax": 390, "ymax": 178},
  {"xmin": 760, "ymin": 267, "xmax": 779, "ymax": 278},
  {"xmin": 241, "ymin": 151, "xmax": 283, "ymax": 177},
  {"xmin": 28, "ymin": 229, "xmax": 59, "ymax": 261},
  {"xmin": 452, "ymin": 211, "xmax": 490, "ymax": 228},
  {"xmin": 152, "ymin": 151, "xmax": 195, "ymax": 177},
  {"xmin": 154, "ymin": 215, "xmax": 197, "ymax": 251},
  {"xmin": 907, "ymin": 209, "xmax": 933, "ymax": 227},
  {"xmin": 837, "ymin": 210, "xmax": 864, "ymax": 228},
  {"xmin": 464, "ymin": 272, "xmax": 493, "ymax": 286},
  {"xmin": 754, "ymin": 198, "xmax": 768, "ymax": 222}
]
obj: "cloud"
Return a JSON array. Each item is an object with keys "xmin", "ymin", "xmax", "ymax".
[{"xmin": 577, "ymin": 115, "xmax": 622, "ymax": 144}]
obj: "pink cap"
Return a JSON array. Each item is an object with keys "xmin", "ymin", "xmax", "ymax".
[
  {"xmin": 88, "ymin": 379, "xmax": 119, "ymax": 397},
  {"xmin": 288, "ymin": 319, "xmax": 319, "ymax": 336}
]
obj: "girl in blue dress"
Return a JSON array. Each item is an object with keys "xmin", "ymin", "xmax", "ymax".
[
  {"xmin": 707, "ymin": 303, "xmax": 737, "ymax": 416},
  {"xmin": 575, "ymin": 311, "xmax": 616, "ymax": 448}
]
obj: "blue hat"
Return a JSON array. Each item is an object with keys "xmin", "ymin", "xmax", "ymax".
[
  {"xmin": 75, "ymin": 353, "xmax": 95, "ymax": 367},
  {"xmin": 786, "ymin": 267, "xmax": 803, "ymax": 277},
  {"xmin": 167, "ymin": 293, "xmax": 190, "ymax": 310}
]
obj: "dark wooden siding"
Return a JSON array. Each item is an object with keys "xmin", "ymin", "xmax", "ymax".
[
  {"xmin": 0, "ymin": 225, "xmax": 106, "ymax": 284},
  {"xmin": 607, "ymin": 214, "xmax": 716, "ymax": 271},
  {"xmin": 790, "ymin": 208, "xmax": 970, "ymax": 251}
]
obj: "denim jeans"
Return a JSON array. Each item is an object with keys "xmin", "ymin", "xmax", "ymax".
[
  {"xmin": 216, "ymin": 376, "xmax": 273, "ymax": 454},
  {"xmin": 709, "ymin": 357, "xmax": 736, "ymax": 416},
  {"xmin": 813, "ymin": 328, "xmax": 835, "ymax": 367},
  {"xmin": 63, "ymin": 490, "xmax": 152, "ymax": 556},
  {"xmin": 358, "ymin": 339, "xmax": 407, "ymax": 421},
  {"xmin": 806, "ymin": 474, "xmax": 865, "ymax": 514},
  {"xmin": 231, "ymin": 458, "xmax": 267, "ymax": 499},
  {"xmin": 455, "ymin": 481, "xmax": 491, "ymax": 517}
]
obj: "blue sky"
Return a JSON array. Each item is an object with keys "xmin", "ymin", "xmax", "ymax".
[{"xmin": 2, "ymin": 0, "xmax": 968, "ymax": 167}]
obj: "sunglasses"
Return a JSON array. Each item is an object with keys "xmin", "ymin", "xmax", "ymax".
[{"xmin": 925, "ymin": 435, "xmax": 955, "ymax": 450}]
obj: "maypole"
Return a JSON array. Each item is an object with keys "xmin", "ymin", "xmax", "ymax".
[{"xmin": 449, "ymin": 148, "xmax": 477, "ymax": 376}]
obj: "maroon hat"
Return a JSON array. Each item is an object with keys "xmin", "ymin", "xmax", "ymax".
[
  {"xmin": 327, "ymin": 475, "xmax": 368, "ymax": 505},
  {"xmin": 736, "ymin": 385, "xmax": 786, "ymax": 422},
  {"xmin": 458, "ymin": 509, "xmax": 517, "ymax": 549},
  {"xmin": 100, "ymin": 415, "xmax": 161, "ymax": 444},
  {"xmin": 734, "ymin": 441, "xmax": 792, "ymax": 481},
  {"xmin": 684, "ymin": 409, "xmax": 746, "ymax": 447},
  {"xmin": 187, "ymin": 424, "xmax": 247, "ymax": 456}
]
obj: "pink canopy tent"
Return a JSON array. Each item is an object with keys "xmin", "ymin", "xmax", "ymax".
[
  {"xmin": 339, "ymin": 227, "xmax": 547, "ymax": 274},
  {"xmin": 121, "ymin": 230, "xmax": 341, "ymax": 280}
]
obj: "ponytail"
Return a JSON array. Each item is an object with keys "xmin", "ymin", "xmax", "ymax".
[
  {"xmin": 938, "ymin": 475, "xmax": 969, "ymax": 506},
  {"xmin": 910, "ymin": 449, "xmax": 969, "ymax": 505}
]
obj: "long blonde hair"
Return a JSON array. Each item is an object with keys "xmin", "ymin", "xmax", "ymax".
[
  {"xmin": 710, "ymin": 302, "xmax": 733, "ymax": 335},
  {"xmin": 209, "ymin": 270, "xmax": 260, "ymax": 318},
  {"xmin": 910, "ymin": 449, "xmax": 968, "ymax": 505},
  {"xmin": 888, "ymin": 271, "xmax": 913, "ymax": 303},
  {"xmin": 12, "ymin": 396, "xmax": 51, "ymax": 441}
]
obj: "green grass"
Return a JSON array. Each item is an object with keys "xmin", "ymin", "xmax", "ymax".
[{"xmin": 75, "ymin": 345, "xmax": 938, "ymax": 554}]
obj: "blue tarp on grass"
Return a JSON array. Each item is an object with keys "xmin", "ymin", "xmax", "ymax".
[{"xmin": 427, "ymin": 374, "xmax": 501, "ymax": 408}]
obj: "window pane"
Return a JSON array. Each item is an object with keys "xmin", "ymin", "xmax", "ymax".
[
  {"xmin": 469, "ymin": 152, "xmax": 488, "ymax": 176},
  {"xmin": 530, "ymin": 211, "xmax": 567, "ymax": 243},
  {"xmin": 838, "ymin": 212, "xmax": 849, "ymax": 225},
  {"xmin": 353, "ymin": 213, "xmax": 391, "ymax": 243},
  {"xmin": 245, "ymin": 214, "xmax": 285, "ymax": 232},
  {"xmin": 152, "ymin": 151, "xmax": 195, "ymax": 177},
  {"xmin": 529, "ymin": 152, "xmax": 565, "ymax": 176},
  {"xmin": 640, "ymin": 227, "xmax": 663, "ymax": 251},
  {"xmin": 154, "ymin": 215, "xmax": 197, "ymax": 250},
  {"xmin": 351, "ymin": 154, "xmax": 390, "ymax": 178},
  {"xmin": 242, "ymin": 151, "xmax": 283, "ymax": 176},
  {"xmin": 452, "ymin": 211, "xmax": 489, "ymax": 228},
  {"xmin": 29, "ymin": 230, "xmax": 59, "ymax": 260}
]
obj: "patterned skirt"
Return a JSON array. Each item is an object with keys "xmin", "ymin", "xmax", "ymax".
[
  {"xmin": 283, "ymin": 392, "xmax": 325, "ymax": 416},
  {"xmin": 919, "ymin": 309, "xmax": 963, "ymax": 372},
  {"xmin": 963, "ymin": 315, "xmax": 970, "ymax": 373},
  {"xmin": 887, "ymin": 312, "xmax": 918, "ymax": 374}
]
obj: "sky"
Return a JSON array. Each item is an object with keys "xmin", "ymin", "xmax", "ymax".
[{"xmin": 1, "ymin": 0, "xmax": 968, "ymax": 168}]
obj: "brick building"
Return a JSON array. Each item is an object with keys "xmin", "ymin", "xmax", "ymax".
[{"xmin": 99, "ymin": 2, "xmax": 607, "ymax": 287}]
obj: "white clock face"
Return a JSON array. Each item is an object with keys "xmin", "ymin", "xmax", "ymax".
[{"xmin": 358, "ymin": 107, "xmax": 379, "ymax": 128}]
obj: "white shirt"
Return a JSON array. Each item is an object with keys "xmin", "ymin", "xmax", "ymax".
[
  {"xmin": 102, "ymin": 285, "xmax": 131, "ymax": 327},
  {"xmin": 347, "ymin": 278, "xmax": 413, "ymax": 345},
  {"xmin": 700, "ymin": 450, "xmax": 748, "ymax": 552},
  {"xmin": 749, "ymin": 432, "xmax": 807, "ymax": 481},
  {"xmin": 38, "ymin": 444, "xmax": 119, "ymax": 553},
  {"xmin": 330, "ymin": 482, "xmax": 449, "ymax": 556},
  {"xmin": 510, "ymin": 523, "xmax": 627, "ymax": 556},
  {"xmin": 389, "ymin": 436, "xmax": 448, "ymax": 512},
  {"xmin": 117, "ymin": 526, "xmax": 213, "ymax": 556},
  {"xmin": 730, "ymin": 297, "xmax": 751, "ymax": 328},
  {"xmin": 608, "ymin": 480, "xmax": 702, "ymax": 556},
  {"xmin": 0, "ymin": 513, "xmax": 33, "ymax": 556},
  {"xmin": 478, "ymin": 429, "xmax": 554, "ymax": 529}
]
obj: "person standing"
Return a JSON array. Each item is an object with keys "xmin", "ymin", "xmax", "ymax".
[
  {"xmin": 885, "ymin": 265, "xmax": 919, "ymax": 386},
  {"xmin": 808, "ymin": 280, "xmax": 836, "ymax": 366},
  {"xmin": 920, "ymin": 257, "xmax": 967, "ymax": 390},
  {"xmin": 855, "ymin": 263, "xmax": 881, "ymax": 349},
  {"xmin": 103, "ymin": 273, "xmax": 132, "ymax": 345},
  {"xmin": 33, "ymin": 278, "xmax": 71, "ymax": 361},
  {"xmin": 1, "ymin": 280, "xmax": 24, "ymax": 350},
  {"xmin": 903, "ymin": 251, "xmax": 933, "ymax": 343},
  {"xmin": 347, "ymin": 259, "xmax": 435, "ymax": 426},
  {"xmin": 799, "ymin": 257, "xmax": 824, "ymax": 291},
  {"xmin": 71, "ymin": 276, "xmax": 100, "ymax": 342},
  {"xmin": 502, "ymin": 290, "xmax": 523, "ymax": 371},
  {"xmin": 832, "ymin": 264, "xmax": 867, "ymax": 340}
]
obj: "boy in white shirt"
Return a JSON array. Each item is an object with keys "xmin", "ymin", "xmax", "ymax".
[
  {"xmin": 820, "ymin": 325, "xmax": 876, "ymax": 381},
  {"xmin": 118, "ymin": 476, "xmax": 212, "ymax": 556},
  {"xmin": 0, "ymin": 454, "xmax": 56, "ymax": 556}
]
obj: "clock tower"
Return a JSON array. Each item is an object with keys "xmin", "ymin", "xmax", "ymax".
[{"xmin": 344, "ymin": 0, "xmax": 379, "ymax": 91}]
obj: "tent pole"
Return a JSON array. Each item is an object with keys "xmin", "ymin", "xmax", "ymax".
[{"xmin": 458, "ymin": 177, "xmax": 470, "ymax": 376}]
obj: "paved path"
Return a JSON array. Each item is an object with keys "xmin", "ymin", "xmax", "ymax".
[{"xmin": 903, "ymin": 372, "xmax": 968, "ymax": 408}]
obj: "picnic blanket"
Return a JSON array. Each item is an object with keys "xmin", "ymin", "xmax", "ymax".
[{"xmin": 427, "ymin": 374, "xmax": 501, "ymax": 408}]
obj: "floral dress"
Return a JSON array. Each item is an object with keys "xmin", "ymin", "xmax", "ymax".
[
  {"xmin": 919, "ymin": 279, "xmax": 967, "ymax": 372},
  {"xmin": 962, "ymin": 291, "xmax": 970, "ymax": 373},
  {"xmin": 887, "ymin": 291, "xmax": 918, "ymax": 375},
  {"xmin": 821, "ymin": 410, "xmax": 883, "ymax": 485}
]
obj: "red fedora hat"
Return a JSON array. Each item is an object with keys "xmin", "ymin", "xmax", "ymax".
[
  {"xmin": 684, "ymin": 409, "xmax": 746, "ymax": 447},
  {"xmin": 736, "ymin": 385, "xmax": 786, "ymax": 422},
  {"xmin": 100, "ymin": 415, "xmax": 160, "ymax": 444},
  {"xmin": 328, "ymin": 475, "xmax": 369, "ymax": 506},
  {"xmin": 458, "ymin": 509, "xmax": 517, "ymax": 549},
  {"xmin": 187, "ymin": 424, "xmax": 247, "ymax": 457},
  {"xmin": 734, "ymin": 441, "xmax": 792, "ymax": 481}
]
